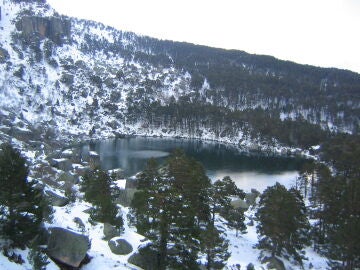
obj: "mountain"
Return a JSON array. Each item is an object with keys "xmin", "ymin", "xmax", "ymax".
[{"xmin": 1, "ymin": 0, "xmax": 359, "ymax": 152}]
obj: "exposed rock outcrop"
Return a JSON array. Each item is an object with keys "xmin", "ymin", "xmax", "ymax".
[
  {"xmin": 47, "ymin": 227, "xmax": 90, "ymax": 268},
  {"xmin": 16, "ymin": 16, "xmax": 71, "ymax": 44},
  {"xmin": 0, "ymin": 47, "xmax": 9, "ymax": 63}
]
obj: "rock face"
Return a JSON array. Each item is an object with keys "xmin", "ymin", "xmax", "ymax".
[
  {"xmin": 51, "ymin": 158, "xmax": 73, "ymax": 171},
  {"xmin": 47, "ymin": 227, "xmax": 89, "ymax": 268},
  {"xmin": 262, "ymin": 256, "xmax": 286, "ymax": 270},
  {"xmin": 45, "ymin": 190, "xmax": 69, "ymax": 207},
  {"xmin": 16, "ymin": 16, "xmax": 71, "ymax": 44},
  {"xmin": 103, "ymin": 223, "xmax": 119, "ymax": 240},
  {"xmin": 108, "ymin": 238, "xmax": 133, "ymax": 255},
  {"xmin": 0, "ymin": 47, "xmax": 10, "ymax": 63},
  {"xmin": 128, "ymin": 245, "xmax": 157, "ymax": 270}
]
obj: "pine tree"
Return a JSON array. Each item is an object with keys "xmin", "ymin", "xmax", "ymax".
[
  {"xmin": 256, "ymin": 182, "xmax": 310, "ymax": 265},
  {"xmin": 225, "ymin": 207, "xmax": 246, "ymax": 237},
  {"xmin": 130, "ymin": 150, "xmax": 233, "ymax": 270},
  {"xmin": 81, "ymin": 168, "xmax": 123, "ymax": 228},
  {"xmin": 211, "ymin": 176, "xmax": 246, "ymax": 236},
  {"xmin": 130, "ymin": 158, "xmax": 171, "ymax": 270},
  {"xmin": 0, "ymin": 143, "xmax": 48, "ymax": 249},
  {"xmin": 165, "ymin": 149, "xmax": 211, "ymax": 269},
  {"xmin": 313, "ymin": 135, "xmax": 360, "ymax": 269},
  {"xmin": 28, "ymin": 246, "xmax": 49, "ymax": 270},
  {"xmin": 200, "ymin": 223, "xmax": 230, "ymax": 270}
]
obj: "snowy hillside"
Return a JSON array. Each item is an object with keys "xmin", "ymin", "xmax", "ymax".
[{"xmin": 1, "ymin": 0, "xmax": 359, "ymax": 150}]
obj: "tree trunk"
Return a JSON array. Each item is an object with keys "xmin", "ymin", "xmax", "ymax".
[{"xmin": 158, "ymin": 216, "xmax": 169, "ymax": 270}]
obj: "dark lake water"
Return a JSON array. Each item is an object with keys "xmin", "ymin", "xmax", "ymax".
[{"xmin": 81, "ymin": 137, "xmax": 306, "ymax": 192}]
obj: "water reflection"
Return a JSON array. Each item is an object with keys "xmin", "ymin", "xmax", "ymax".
[
  {"xmin": 209, "ymin": 170, "xmax": 298, "ymax": 192},
  {"xmin": 81, "ymin": 137, "xmax": 306, "ymax": 191}
]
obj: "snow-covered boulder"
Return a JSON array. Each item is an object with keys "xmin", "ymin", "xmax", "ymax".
[
  {"xmin": 108, "ymin": 238, "xmax": 133, "ymax": 255},
  {"xmin": 47, "ymin": 227, "xmax": 90, "ymax": 268}
]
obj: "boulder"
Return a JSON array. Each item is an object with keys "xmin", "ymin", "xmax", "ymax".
[
  {"xmin": 262, "ymin": 256, "xmax": 286, "ymax": 270},
  {"xmin": 51, "ymin": 158, "xmax": 73, "ymax": 171},
  {"xmin": 114, "ymin": 188, "xmax": 136, "ymax": 207},
  {"xmin": 108, "ymin": 238, "xmax": 133, "ymax": 255},
  {"xmin": 103, "ymin": 223, "xmax": 119, "ymax": 240},
  {"xmin": 47, "ymin": 227, "xmax": 90, "ymax": 268},
  {"xmin": 73, "ymin": 217, "xmax": 86, "ymax": 232},
  {"xmin": 231, "ymin": 199, "xmax": 249, "ymax": 210},
  {"xmin": 128, "ymin": 245, "xmax": 157, "ymax": 269},
  {"xmin": 58, "ymin": 171, "xmax": 78, "ymax": 185},
  {"xmin": 0, "ymin": 47, "xmax": 10, "ymax": 63},
  {"xmin": 45, "ymin": 190, "xmax": 69, "ymax": 207},
  {"xmin": 245, "ymin": 190, "xmax": 259, "ymax": 206},
  {"xmin": 10, "ymin": 126, "xmax": 33, "ymax": 141},
  {"xmin": 60, "ymin": 73, "xmax": 74, "ymax": 86}
]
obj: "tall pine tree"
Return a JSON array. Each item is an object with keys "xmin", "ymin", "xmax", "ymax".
[
  {"xmin": 81, "ymin": 168, "xmax": 123, "ymax": 228},
  {"xmin": 130, "ymin": 150, "xmax": 232, "ymax": 270},
  {"xmin": 0, "ymin": 143, "xmax": 48, "ymax": 249},
  {"xmin": 129, "ymin": 158, "xmax": 171, "ymax": 270},
  {"xmin": 256, "ymin": 182, "xmax": 310, "ymax": 265},
  {"xmin": 314, "ymin": 135, "xmax": 360, "ymax": 269}
]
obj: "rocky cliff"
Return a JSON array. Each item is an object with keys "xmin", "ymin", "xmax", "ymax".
[{"xmin": 16, "ymin": 15, "xmax": 70, "ymax": 44}]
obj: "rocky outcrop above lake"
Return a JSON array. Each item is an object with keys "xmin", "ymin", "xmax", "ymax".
[{"xmin": 16, "ymin": 15, "xmax": 71, "ymax": 44}]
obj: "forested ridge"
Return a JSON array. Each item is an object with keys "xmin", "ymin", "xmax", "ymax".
[{"xmin": 80, "ymin": 18, "xmax": 360, "ymax": 146}]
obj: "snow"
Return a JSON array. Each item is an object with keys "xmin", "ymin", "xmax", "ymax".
[
  {"xmin": 89, "ymin": 151, "xmax": 99, "ymax": 156},
  {"xmin": 114, "ymin": 179, "xmax": 127, "ymax": 189},
  {"xmin": 52, "ymin": 158, "xmax": 68, "ymax": 162},
  {"xmin": 61, "ymin": 149, "xmax": 73, "ymax": 155},
  {"xmin": 38, "ymin": 196, "xmax": 328, "ymax": 270},
  {"xmin": 48, "ymin": 201, "xmax": 146, "ymax": 270}
]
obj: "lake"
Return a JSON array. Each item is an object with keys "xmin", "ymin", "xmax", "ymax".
[{"xmin": 81, "ymin": 137, "xmax": 306, "ymax": 192}]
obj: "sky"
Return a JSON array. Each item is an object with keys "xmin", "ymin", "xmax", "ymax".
[{"xmin": 47, "ymin": 0, "xmax": 360, "ymax": 74}]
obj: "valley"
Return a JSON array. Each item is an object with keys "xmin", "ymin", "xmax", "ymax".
[{"xmin": 0, "ymin": 0, "xmax": 359, "ymax": 269}]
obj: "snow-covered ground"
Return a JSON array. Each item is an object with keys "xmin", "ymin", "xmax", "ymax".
[{"xmin": 0, "ymin": 198, "xmax": 328, "ymax": 270}]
